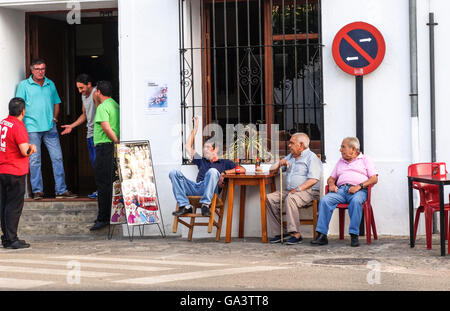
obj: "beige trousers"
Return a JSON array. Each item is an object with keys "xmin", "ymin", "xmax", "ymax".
[{"xmin": 266, "ymin": 188, "xmax": 320, "ymax": 237}]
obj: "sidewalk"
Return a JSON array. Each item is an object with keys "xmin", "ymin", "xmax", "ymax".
[{"xmin": 1, "ymin": 231, "xmax": 449, "ymax": 291}]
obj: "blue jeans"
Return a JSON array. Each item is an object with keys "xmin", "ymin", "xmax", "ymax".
[
  {"xmin": 28, "ymin": 123, "xmax": 67, "ymax": 195},
  {"xmin": 87, "ymin": 137, "xmax": 96, "ymax": 168},
  {"xmin": 169, "ymin": 168, "xmax": 220, "ymax": 207},
  {"xmin": 316, "ymin": 184, "xmax": 368, "ymax": 236}
]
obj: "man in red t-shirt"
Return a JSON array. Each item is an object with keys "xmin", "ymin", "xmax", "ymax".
[{"xmin": 0, "ymin": 98, "xmax": 37, "ymax": 249}]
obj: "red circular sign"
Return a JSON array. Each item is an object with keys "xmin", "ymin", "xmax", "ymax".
[{"xmin": 332, "ymin": 22, "xmax": 385, "ymax": 76}]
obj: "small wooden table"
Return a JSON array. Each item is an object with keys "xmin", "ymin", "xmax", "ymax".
[{"xmin": 223, "ymin": 171, "xmax": 277, "ymax": 243}]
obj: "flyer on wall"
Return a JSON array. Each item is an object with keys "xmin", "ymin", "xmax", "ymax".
[
  {"xmin": 115, "ymin": 141, "xmax": 161, "ymax": 226},
  {"xmin": 145, "ymin": 80, "xmax": 168, "ymax": 114}
]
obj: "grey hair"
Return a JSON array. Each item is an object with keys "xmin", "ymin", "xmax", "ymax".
[
  {"xmin": 292, "ymin": 132, "xmax": 310, "ymax": 148},
  {"xmin": 343, "ymin": 137, "xmax": 360, "ymax": 152}
]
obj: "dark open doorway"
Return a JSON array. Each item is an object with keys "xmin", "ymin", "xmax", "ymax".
[{"xmin": 26, "ymin": 9, "xmax": 119, "ymax": 197}]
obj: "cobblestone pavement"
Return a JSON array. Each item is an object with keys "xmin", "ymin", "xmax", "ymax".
[{"xmin": 0, "ymin": 231, "xmax": 449, "ymax": 291}]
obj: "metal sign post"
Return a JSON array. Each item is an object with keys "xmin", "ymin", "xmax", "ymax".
[
  {"xmin": 332, "ymin": 21, "xmax": 386, "ymax": 234},
  {"xmin": 356, "ymin": 75, "xmax": 364, "ymax": 153}
]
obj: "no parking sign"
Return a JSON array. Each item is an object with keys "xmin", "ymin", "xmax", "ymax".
[
  {"xmin": 331, "ymin": 21, "xmax": 386, "ymax": 236},
  {"xmin": 332, "ymin": 22, "xmax": 385, "ymax": 76}
]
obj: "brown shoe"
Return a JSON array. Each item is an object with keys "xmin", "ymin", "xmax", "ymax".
[
  {"xmin": 56, "ymin": 191, "xmax": 78, "ymax": 199},
  {"xmin": 33, "ymin": 192, "xmax": 44, "ymax": 200}
]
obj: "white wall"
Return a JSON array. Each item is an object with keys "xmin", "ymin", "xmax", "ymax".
[
  {"xmin": 118, "ymin": 0, "xmax": 275, "ymax": 239},
  {"xmin": 416, "ymin": 0, "xmax": 450, "ymax": 229},
  {"xmin": 0, "ymin": 7, "xmax": 25, "ymax": 119},
  {"xmin": 322, "ymin": 0, "xmax": 412, "ymax": 235},
  {"xmin": 121, "ymin": 0, "xmax": 450, "ymax": 238},
  {"xmin": 417, "ymin": 0, "xmax": 450, "ymax": 168},
  {"xmin": 118, "ymin": 0, "xmax": 183, "ymax": 236},
  {"xmin": 3, "ymin": 0, "xmax": 446, "ymax": 237}
]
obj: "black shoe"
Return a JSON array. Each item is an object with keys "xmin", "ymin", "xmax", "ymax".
[
  {"xmin": 6, "ymin": 240, "xmax": 30, "ymax": 249},
  {"xmin": 350, "ymin": 234, "xmax": 360, "ymax": 247},
  {"xmin": 90, "ymin": 221, "xmax": 109, "ymax": 231},
  {"xmin": 1, "ymin": 236, "xmax": 26, "ymax": 248},
  {"xmin": 310, "ymin": 232, "xmax": 328, "ymax": 246},
  {"xmin": 201, "ymin": 204, "xmax": 211, "ymax": 217},
  {"xmin": 172, "ymin": 205, "xmax": 193, "ymax": 217},
  {"xmin": 2, "ymin": 240, "xmax": 26, "ymax": 248}
]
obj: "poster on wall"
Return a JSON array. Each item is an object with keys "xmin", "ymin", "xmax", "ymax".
[
  {"xmin": 115, "ymin": 141, "xmax": 162, "ymax": 227},
  {"xmin": 145, "ymin": 80, "xmax": 168, "ymax": 114}
]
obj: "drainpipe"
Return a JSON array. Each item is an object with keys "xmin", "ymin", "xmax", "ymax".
[
  {"xmin": 427, "ymin": 12, "xmax": 437, "ymax": 163},
  {"xmin": 409, "ymin": 0, "xmax": 421, "ymax": 235},
  {"xmin": 409, "ymin": 0, "xmax": 420, "ymax": 165},
  {"xmin": 427, "ymin": 12, "xmax": 438, "ymax": 232}
]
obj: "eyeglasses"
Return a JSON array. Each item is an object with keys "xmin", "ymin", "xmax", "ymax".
[{"xmin": 32, "ymin": 67, "xmax": 46, "ymax": 71}]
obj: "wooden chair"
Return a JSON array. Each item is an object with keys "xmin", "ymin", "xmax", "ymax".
[
  {"xmin": 300, "ymin": 199, "xmax": 319, "ymax": 238},
  {"xmin": 172, "ymin": 183, "xmax": 228, "ymax": 241},
  {"xmin": 282, "ymin": 199, "xmax": 319, "ymax": 239}
]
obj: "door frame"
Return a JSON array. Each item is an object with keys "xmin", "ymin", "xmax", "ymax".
[
  {"xmin": 25, "ymin": 8, "xmax": 118, "ymax": 76},
  {"xmin": 24, "ymin": 8, "xmax": 118, "ymax": 196}
]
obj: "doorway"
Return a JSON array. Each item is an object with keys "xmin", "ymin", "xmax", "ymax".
[{"xmin": 26, "ymin": 9, "xmax": 119, "ymax": 197}]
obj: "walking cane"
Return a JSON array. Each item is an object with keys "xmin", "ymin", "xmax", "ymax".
[{"xmin": 280, "ymin": 165, "xmax": 284, "ymax": 243}]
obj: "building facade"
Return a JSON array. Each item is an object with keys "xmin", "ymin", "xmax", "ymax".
[{"xmin": 0, "ymin": 0, "xmax": 449, "ymax": 237}]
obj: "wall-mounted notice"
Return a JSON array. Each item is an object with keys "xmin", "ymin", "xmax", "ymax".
[{"xmin": 145, "ymin": 80, "xmax": 168, "ymax": 114}]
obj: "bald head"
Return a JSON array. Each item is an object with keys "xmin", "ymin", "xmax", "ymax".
[{"xmin": 291, "ymin": 132, "xmax": 310, "ymax": 148}]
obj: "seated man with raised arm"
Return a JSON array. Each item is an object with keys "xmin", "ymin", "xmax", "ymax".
[
  {"xmin": 169, "ymin": 117, "xmax": 242, "ymax": 217},
  {"xmin": 311, "ymin": 137, "xmax": 378, "ymax": 247}
]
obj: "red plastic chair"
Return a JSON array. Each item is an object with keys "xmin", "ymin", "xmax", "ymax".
[
  {"xmin": 448, "ymin": 201, "xmax": 450, "ymax": 255},
  {"xmin": 324, "ymin": 185, "xmax": 378, "ymax": 245},
  {"xmin": 408, "ymin": 163, "xmax": 450, "ymax": 250}
]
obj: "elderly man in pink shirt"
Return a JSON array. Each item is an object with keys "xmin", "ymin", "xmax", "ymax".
[{"xmin": 311, "ymin": 137, "xmax": 378, "ymax": 247}]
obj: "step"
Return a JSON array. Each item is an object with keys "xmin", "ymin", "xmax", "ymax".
[{"xmin": 18, "ymin": 198, "xmax": 121, "ymax": 237}]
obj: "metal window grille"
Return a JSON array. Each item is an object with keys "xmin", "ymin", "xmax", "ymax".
[{"xmin": 179, "ymin": 0, "xmax": 324, "ymax": 164}]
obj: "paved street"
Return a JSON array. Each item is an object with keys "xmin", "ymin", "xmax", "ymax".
[{"xmin": 0, "ymin": 232, "xmax": 449, "ymax": 292}]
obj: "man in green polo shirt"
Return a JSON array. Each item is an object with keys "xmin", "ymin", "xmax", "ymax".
[{"xmin": 90, "ymin": 81, "xmax": 120, "ymax": 231}]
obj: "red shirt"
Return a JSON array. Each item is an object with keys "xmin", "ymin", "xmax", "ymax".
[{"xmin": 0, "ymin": 116, "xmax": 29, "ymax": 176}]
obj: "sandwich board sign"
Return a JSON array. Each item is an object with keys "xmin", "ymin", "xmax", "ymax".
[{"xmin": 109, "ymin": 140, "xmax": 165, "ymax": 240}]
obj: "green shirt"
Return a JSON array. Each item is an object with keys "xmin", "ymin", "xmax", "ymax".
[
  {"xmin": 94, "ymin": 98, "xmax": 120, "ymax": 145},
  {"xmin": 15, "ymin": 76, "xmax": 61, "ymax": 133}
]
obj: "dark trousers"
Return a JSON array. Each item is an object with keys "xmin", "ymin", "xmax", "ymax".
[
  {"xmin": 94, "ymin": 143, "xmax": 115, "ymax": 223},
  {"xmin": 0, "ymin": 174, "xmax": 26, "ymax": 244}
]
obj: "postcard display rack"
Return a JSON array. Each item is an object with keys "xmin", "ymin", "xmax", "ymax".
[{"xmin": 108, "ymin": 140, "xmax": 165, "ymax": 241}]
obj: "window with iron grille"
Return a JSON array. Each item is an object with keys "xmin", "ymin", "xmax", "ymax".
[{"xmin": 179, "ymin": 0, "xmax": 324, "ymax": 164}]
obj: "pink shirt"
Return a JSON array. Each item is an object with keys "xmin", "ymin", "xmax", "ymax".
[{"xmin": 331, "ymin": 153, "xmax": 377, "ymax": 187}]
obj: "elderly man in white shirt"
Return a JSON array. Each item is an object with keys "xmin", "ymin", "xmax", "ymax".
[{"xmin": 266, "ymin": 133, "xmax": 322, "ymax": 245}]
